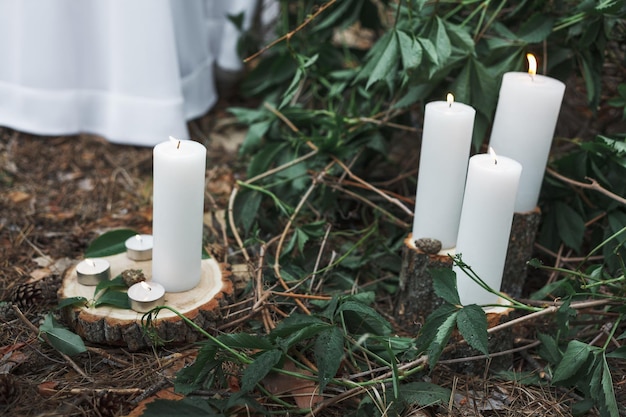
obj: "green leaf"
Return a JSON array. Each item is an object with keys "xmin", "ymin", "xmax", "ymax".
[
  {"xmin": 94, "ymin": 274, "xmax": 127, "ymax": 295},
  {"xmin": 552, "ymin": 340, "xmax": 593, "ymax": 383},
  {"xmin": 399, "ymin": 381, "xmax": 451, "ymax": 407},
  {"xmin": 233, "ymin": 187, "xmax": 262, "ymax": 235},
  {"xmin": 537, "ymin": 333, "xmax": 562, "ymax": 365},
  {"xmin": 336, "ymin": 300, "xmax": 392, "ymax": 336},
  {"xmin": 94, "ymin": 290, "xmax": 131, "ymax": 309},
  {"xmin": 517, "ymin": 14, "xmax": 554, "ymax": 43},
  {"xmin": 314, "ymin": 326, "xmax": 344, "ymax": 393},
  {"xmin": 217, "ymin": 333, "xmax": 274, "ymax": 351},
  {"xmin": 143, "ymin": 397, "xmax": 219, "ymax": 416},
  {"xmin": 456, "ymin": 305, "xmax": 489, "ymax": 355},
  {"xmin": 270, "ymin": 314, "xmax": 330, "ymax": 348},
  {"xmin": 397, "ymin": 30, "xmax": 422, "ymax": 70},
  {"xmin": 84, "ymin": 229, "xmax": 137, "ymax": 258},
  {"xmin": 599, "ymin": 355, "xmax": 619, "ymax": 417},
  {"xmin": 239, "ymin": 349, "xmax": 283, "ymax": 394},
  {"xmin": 361, "ymin": 31, "xmax": 399, "ymax": 89},
  {"xmin": 417, "ymin": 304, "xmax": 459, "ymax": 351},
  {"xmin": 427, "ymin": 311, "xmax": 458, "ymax": 368},
  {"xmin": 56, "ymin": 296, "xmax": 88, "ymax": 309},
  {"xmin": 40, "ymin": 314, "xmax": 87, "ymax": 356},
  {"xmin": 175, "ymin": 343, "xmax": 220, "ymax": 395},
  {"xmin": 554, "ymin": 201, "xmax": 585, "ymax": 252},
  {"xmin": 430, "ymin": 267, "xmax": 460, "ymax": 305},
  {"xmin": 606, "ymin": 346, "xmax": 626, "ymax": 359}
]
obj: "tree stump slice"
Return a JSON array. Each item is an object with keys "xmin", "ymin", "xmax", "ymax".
[
  {"xmin": 501, "ymin": 207, "xmax": 541, "ymax": 298},
  {"xmin": 394, "ymin": 234, "xmax": 453, "ymax": 333},
  {"xmin": 59, "ymin": 253, "xmax": 233, "ymax": 351}
]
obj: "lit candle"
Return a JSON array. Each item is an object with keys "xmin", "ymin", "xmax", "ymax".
[
  {"xmin": 412, "ymin": 93, "xmax": 475, "ymax": 249},
  {"xmin": 125, "ymin": 234, "xmax": 153, "ymax": 261},
  {"xmin": 488, "ymin": 53, "xmax": 566, "ymax": 212},
  {"xmin": 127, "ymin": 281, "xmax": 165, "ymax": 313},
  {"xmin": 152, "ymin": 137, "xmax": 206, "ymax": 292},
  {"xmin": 454, "ymin": 149, "xmax": 522, "ymax": 305},
  {"xmin": 76, "ymin": 258, "xmax": 111, "ymax": 286}
]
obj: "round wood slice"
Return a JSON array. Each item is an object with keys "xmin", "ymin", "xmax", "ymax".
[{"xmin": 59, "ymin": 253, "xmax": 233, "ymax": 350}]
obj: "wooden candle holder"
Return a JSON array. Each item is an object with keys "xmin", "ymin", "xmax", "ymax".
[
  {"xmin": 394, "ymin": 235, "xmax": 453, "ymax": 332},
  {"xmin": 58, "ymin": 253, "xmax": 233, "ymax": 351},
  {"xmin": 396, "ymin": 207, "xmax": 540, "ymax": 332}
]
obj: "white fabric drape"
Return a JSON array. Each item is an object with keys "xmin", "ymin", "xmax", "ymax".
[{"xmin": 0, "ymin": 0, "xmax": 258, "ymax": 146}]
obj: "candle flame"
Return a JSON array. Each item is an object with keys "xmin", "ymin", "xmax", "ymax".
[
  {"xmin": 526, "ymin": 53, "xmax": 537, "ymax": 77},
  {"xmin": 488, "ymin": 147, "xmax": 498, "ymax": 165},
  {"xmin": 446, "ymin": 93, "xmax": 454, "ymax": 107},
  {"xmin": 135, "ymin": 234, "xmax": 142, "ymax": 243}
]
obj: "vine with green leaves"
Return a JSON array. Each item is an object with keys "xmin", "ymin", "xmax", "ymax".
[{"xmin": 142, "ymin": 1, "xmax": 626, "ymax": 416}]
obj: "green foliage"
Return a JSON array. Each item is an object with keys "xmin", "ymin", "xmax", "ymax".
[
  {"xmin": 182, "ymin": 0, "xmax": 626, "ymax": 415},
  {"xmin": 39, "ymin": 313, "xmax": 86, "ymax": 356}
]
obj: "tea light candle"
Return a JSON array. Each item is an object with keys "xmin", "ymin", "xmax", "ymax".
[
  {"xmin": 125, "ymin": 234, "xmax": 153, "ymax": 261},
  {"xmin": 127, "ymin": 281, "xmax": 165, "ymax": 313},
  {"xmin": 488, "ymin": 54, "xmax": 565, "ymax": 212},
  {"xmin": 453, "ymin": 149, "xmax": 522, "ymax": 306},
  {"xmin": 76, "ymin": 258, "xmax": 111, "ymax": 286},
  {"xmin": 412, "ymin": 93, "xmax": 475, "ymax": 249}
]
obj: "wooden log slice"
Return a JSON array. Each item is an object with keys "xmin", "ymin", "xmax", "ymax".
[
  {"xmin": 58, "ymin": 253, "xmax": 233, "ymax": 351},
  {"xmin": 502, "ymin": 207, "xmax": 541, "ymax": 298},
  {"xmin": 394, "ymin": 234, "xmax": 453, "ymax": 333}
]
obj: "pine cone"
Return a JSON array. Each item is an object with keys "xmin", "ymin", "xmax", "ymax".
[
  {"xmin": 94, "ymin": 390, "xmax": 127, "ymax": 417},
  {"xmin": 0, "ymin": 374, "xmax": 20, "ymax": 405},
  {"xmin": 11, "ymin": 282, "xmax": 44, "ymax": 310}
]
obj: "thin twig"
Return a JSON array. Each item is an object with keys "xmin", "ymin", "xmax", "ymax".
[
  {"xmin": 244, "ymin": 0, "xmax": 338, "ymax": 63},
  {"xmin": 331, "ymin": 156, "xmax": 414, "ymax": 217},
  {"xmin": 546, "ymin": 167, "xmax": 626, "ymax": 206}
]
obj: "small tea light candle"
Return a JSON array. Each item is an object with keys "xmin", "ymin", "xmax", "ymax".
[
  {"xmin": 127, "ymin": 281, "xmax": 165, "ymax": 313},
  {"xmin": 125, "ymin": 234, "xmax": 153, "ymax": 261},
  {"xmin": 76, "ymin": 258, "xmax": 111, "ymax": 286}
]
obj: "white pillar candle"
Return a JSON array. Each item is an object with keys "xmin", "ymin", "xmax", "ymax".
[
  {"xmin": 76, "ymin": 258, "xmax": 111, "ymax": 286},
  {"xmin": 152, "ymin": 137, "xmax": 206, "ymax": 292},
  {"xmin": 412, "ymin": 94, "xmax": 475, "ymax": 249},
  {"xmin": 488, "ymin": 54, "xmax": 565, "ymax": 212},
  {"xmin": 453, "ymin": 150, "xmax": 522, "ymax": 306},
  {"xmin": 127, "ymin": 281, "xmax": 165, "ymax": 313},
  {"xmin": 125, "ymin": 234, "xmax": 153, "ymax": 261}
]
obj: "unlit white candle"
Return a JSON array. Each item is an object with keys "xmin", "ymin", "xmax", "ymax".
[
  {"xmin": 454, "ymin": 151, "xmax": 522, "ymax": 306},
  {"xmin": 125, "ymin": 234, "xmax": 153, "ymax": 261},
  {"xmin": 488, "ymin": 63, "xmax": 565, "ymax": 212},
  {"xmin": 152, "ymin": 137, "xmax": 206, "ymax": 292},
  {"xmin": 76, "ymin": 258, "xmax": 111, "ymax": 286},
  {"xmin": 412, "ymin": 94, "xmax": 475, "ymax": 249}
]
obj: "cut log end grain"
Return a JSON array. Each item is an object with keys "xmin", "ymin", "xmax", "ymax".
[{"xmin": 58, "ymin": 253, "xmax": 233, "ymax": 351}]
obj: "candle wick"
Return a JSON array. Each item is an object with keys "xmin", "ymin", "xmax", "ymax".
[
  {"xmin": 177, "ymin": 140, "xmax": 181, "ymax": 149},
  {"xmin": 448, "ymin": 101, "xmax": 452, "ymax": 108}
]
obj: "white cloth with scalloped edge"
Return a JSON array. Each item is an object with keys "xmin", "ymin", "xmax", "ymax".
[{"xmin": 0, "ymin": 0, "xmax": 260, "ymax": 146}]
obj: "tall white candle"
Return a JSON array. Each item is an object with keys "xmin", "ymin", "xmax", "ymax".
[
  {"xmin": 152, "ymin": 137, "xmax": 206, "ymax": 292},
  {"xmin": 453, "ymin": 150, "xmax": 522, "ymax": 306},
  {"xmin": 412, "ymin": 94, "xmax": 475, "ymax": 249},
  {"xmin": 488, "ymin": 54, "xmax": 565, "ymax": 212}
]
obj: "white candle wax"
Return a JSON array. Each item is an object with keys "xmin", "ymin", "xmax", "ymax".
[
  {"xmin": 453, "ymin": 152, "xmax": 522, "ymax": 306},
  {"xmin": 152, "ymin": 138, "xmax": 206, "ymax": 292},
  {"xmin": 412, "ymin": 95, "xmax": 475, "ymax": 249},
  {"xmin": 125, "ymin": 234, "xmax": 153, "ymax": 261},
  {"xmin": 127, "ymin": 281, "xmax": 165, "ymax": 313},
  {"xmin": 488, "ymin": 71, "xmax": 565, "ymax": 212},
  {"xmin": 76, "ymin": 258, "xmax": 111, "ymax": 286}
]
